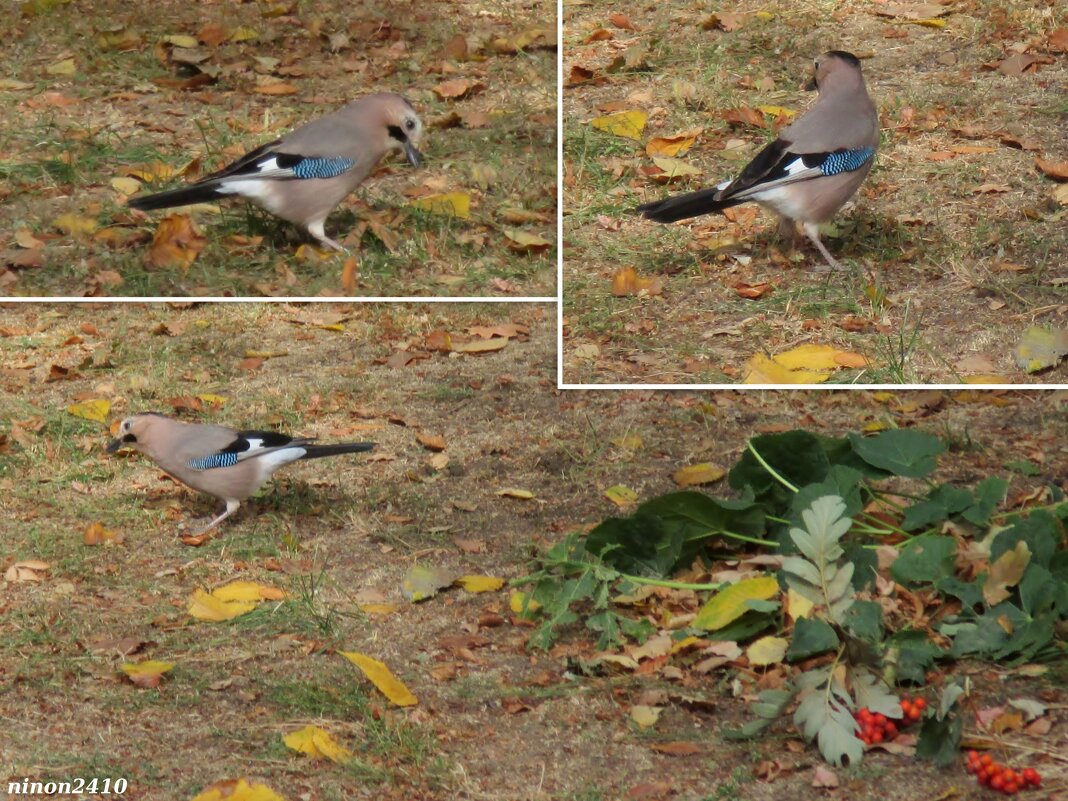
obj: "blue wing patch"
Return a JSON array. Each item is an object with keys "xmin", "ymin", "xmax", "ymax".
[
  {"xmin": 818, "ymin": 147, "xmax": 875, "ymax": 176},
  {"xmin": 289, "ymin": 157, "xmax": 356, "ymax": 180},
  {"xmin": 187, "ymin": 452, "xmax": 240, "ymax": 470}
]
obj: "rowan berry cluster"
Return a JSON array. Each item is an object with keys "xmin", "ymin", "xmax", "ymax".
[
  {"xmin": 854, "ymin": 696, "xmax": 926, "ymax": 745},
  {"xmin": 965, "ymin": 751, "xmax": 1042, "ymax": 795}
]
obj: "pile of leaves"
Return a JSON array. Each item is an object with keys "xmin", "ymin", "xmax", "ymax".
[{"xmin": 515, "ymin": 429, "xmax": 1068, "ymax": 766}]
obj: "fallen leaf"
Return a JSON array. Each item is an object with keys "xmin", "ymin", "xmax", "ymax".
[
  {"xmin": 283, "ymin": 725, "xmax": 351, "ymax": 763},
  {"xmin": 1035, "ymin": 156, "xmax": 1068, "ymax": 181},
  {"xmin": 497, "ymin": 487, "xmax": 535, "ymax": 499},
  {"xmin": 812, "ymin": 764, "xmax": 839, "ymax": 788},
  {"xmin": 84, "ymin": 521, "xmax": 122, "ymax": 546},
  {"xmin": 604, "ymin": 485, "xmax": 638, "ymax": 507},
  {"xmin": 433, "ymin": 79, "xmax": 485, "ymax": 100},
  {"xmin": 502, "ymin": 228, "xmax": 551, "ymax": 253},
  {"xmin": 1015, "ymin": 326, "xmax": 1068, "ymax": 372},
  {"xmin": 630, "ymin": 705, "xmax": 662, "ymax": 729},
  {"xmin": 650, "ymin": 742, "xmax": 701, "ymax": 756},
  {"xmin": 190, "ymin": 779, "xmax": 284, "ymax": 801},
  {"xmin": 673, "ymin": 463, "xmax": 726, "ymax": 487},
  {"xmin": 146, "ymin": 214, "xmax": 206, "ymax": 270},
  {"xmin": 254, "ymin": 80, "xmax": 298, "ymax": 95},
  {"xmin": 734, "ymin": 281, "xmax": 772, "ymax": 299},
  {"xmin": 409, "ymin": 192, "xmax": 470, "ymax": 218},
  {"xmin": 646, "ymin": 129, "xmax": 701, "ymax": 158},
  {"xmin": 121, "ymin": 660, "xmax": 174, "ymax": 689},
  {"xmin": 743, "ymin": 353, "xmax": 830, "ymax": 384},
  {"xmin": 402, "ymin": 564, "xmax": 456, "ymax": 602},
  {"xmin": 454, "ymin": 338, "xmax": 508, "ymax": 354},
  {"xmin": 983, "ymin": 541, "xmax": 1031, "ymax": 606},
  {"xmin": 693, "ymin": 576, "xmax": 779, "ymax": 631},
  {"xmin": 456, "ymin": 575, "xmax": 505, "ymax": 593},
  {"xmin": 746, "ymin": 635, "xmax": 788, "ymax": 666},
  {"xmin": 212, "ymin": 581, "xmax": 286, "ymax": 602},
  {"xmin": 45, "ymin": 57, "xmax": 76, "ymax": 76},
  {"xmin": 774, "ymin": 343, "xmax": 870, "ymax": 371},
  {"xmin": 649, "ymin": 156, "xmax": 702, "ymax": 179},
  {"xmin": 590, "ymin": 109, "xmax": 647, "ymax": 141},
  {"xmin": 67, "ymin": 398, "xmax": 110, "ymax": 423},
  {"xmin": 53, "ymin": 213, "xmax": 99, "ymax": 237},
  {"xmin": 187, "ymin": 588, "xmax": 257, "ymax": 622},
  {"xmin": 339, "ymin": 651, "xmax": 417, "ymax": 706},
  {"xmin": 4, "ymin": 560, "xmax": 50, "ymax": 582},
  {"xmin": 611, "ymin": 266, "xmax": 664, "ymax": 296}
]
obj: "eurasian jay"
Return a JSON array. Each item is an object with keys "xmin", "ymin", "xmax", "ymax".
[
  {"xmin": 637, "ymin": 51, "xmax": 879, "ymax": 270},
  {"xmin": 106, "ymin": 413, "xmax": 374, "ymax": 534},
  {"xmin": 127, "ymin": 93, "xmax": 424, "ymax": 251}
]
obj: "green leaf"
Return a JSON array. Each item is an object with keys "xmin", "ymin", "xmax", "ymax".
[
  {"xmin": 1005, "ymin": 459, "xmax": 1041, "ymax": 476},
  {"xmin": 848, "ymin": 429, "xmax": 945, "ymax": 478},
  {"xmin": 693, "ymin": 576, "xmax": 779, "ymax": 631},
  {"xmin": 585, "ymin": 512, "xmax": 682, "ymax": 577},
  {"xmin": 708, "ymin": 609, "xmax": 777, "ymax": 642},
  {"xmin": 729, "ymin": 431, "xmax": 835, "ymax": 505},
  {"xmin": 787, "ymin": 617, "xmax": 839, "ymax": 661},
  {"xmin": 791, "ymin": 465, "xmax": 865, "ymax": 523},
  {"xmin": 885, "ymin": 630, "xmax": 942, "ymax": 685},
  {"xmin": 961, "ymin": 476, "xmax": 1008, "ymax": 526},
  {"xmin": 916, "ymin": 708, "xmax": 962, "ymax": 766},
  {"xmin": 902, "ymin": 484, "xmax": 974, "ymax": 531},
  {"xmin": 891, "ymin": 535, "xmax": 957, "ymax": 585},
  {"xmin": 843, "ymin": 600, "xmax": 883, "ymax": 642},
  {"xmin": 991, "ymin": 511, "xmax": 1058, "ymax": 568}
]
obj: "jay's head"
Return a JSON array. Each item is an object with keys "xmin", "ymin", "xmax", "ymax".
[
  {"xmin": 106, "ymin": 413, "xmax": 164, "ymax": 454},
  {"xmin": 379, "ymin": 94, "xmax": 424, "ymax": 168},
  {"xmin": 805, "ymin": 50, "xmax": 864, "ymax": 92}
]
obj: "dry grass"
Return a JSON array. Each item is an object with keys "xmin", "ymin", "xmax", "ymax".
[
  {"xmin": 2, "ymin": 302, "xmax": 1067, "ymax": 799},
  {"xmin": 0, "ymin": 0, "xmax": 556, "ymax": 298},
  {"xmin": 562, "ymin": 0, "xmax": 1067, "ymax": 384}
]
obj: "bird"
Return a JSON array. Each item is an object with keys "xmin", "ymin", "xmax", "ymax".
[
  {"xmin": 636, "ymin": 51, "xmax": 879, "ymax": 271},
  {"xmin": 127, "ymin": 92, "xmax": 424, "ymax": 251},
  {"xmin": 106, "ymin": 413, "xmax": 375, "ymax": 535}
]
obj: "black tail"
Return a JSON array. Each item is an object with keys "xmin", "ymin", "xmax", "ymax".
[
  {"xmin": 127, "ymin": 183, "xmax": 225, "ymax": 212},
  {"xmin": 300, "ymin": 442, "xmax": 375, "ymax": 460},
  {"xmin": 636, "ymin": 188, "xmax": 743, "ymax": 224}
]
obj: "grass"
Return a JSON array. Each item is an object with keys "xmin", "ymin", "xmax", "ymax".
[
  {"xmin": 562, "ymin": 0, "xmax": 1068, "ymax": 384},
  {"xmin": 1, "ymin": 0, "xmax": 555, "ymax": 298}
]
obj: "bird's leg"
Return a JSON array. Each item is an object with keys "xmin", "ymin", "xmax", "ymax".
[
  {"xmin": 802, "ymin": 221, "xmax": 844, "ymax": 272},
  {"xmin": 306, "ymin": 219, "xmax": 347, "ymax": 253},
  {"xmin": 193, "ymin": 499, "xmax": 241, "ymax": 536},
  {"xmin": 777, "ymin": 216, "xmax": 799, "ymax": 249}
]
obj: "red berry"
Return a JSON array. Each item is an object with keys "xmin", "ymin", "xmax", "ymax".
[
  {"xmin": 1022, "ymin": 768, "xmax": 1040, "ymax": 787},
  {"xmin": 874, "ymin": 713, "xmax": 887, "ymax": 727},
  {"xmin": 980, "ymin": 754, "xmax": 994, "ymax": 767},
  {"xmin": 991, "ymin": 775, "xmax": 1005, "ymax": 792},
  {"xmin": 1004, "ymin": 782, "xmax": 1018, "ymax": 795},
  {"xmin": 907, "ymin": 706, "xmax": 922, "ymax": 722},
  {"xmin": 885, "ymin": 722, "xmax": 898, "ymax": 739},
  {"xmin": 914, "ymin": 697, "xmax": 927, "ymax": 710},
  {"xmin": 872, "ymin": 730, "xmax": 884, "ymax": 744},
  {"xmin": 1003, "ymin": 769, "xmax": 1017, "ymax": 784}
]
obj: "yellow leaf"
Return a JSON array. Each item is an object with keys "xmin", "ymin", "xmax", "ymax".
[
  {"xmin": 630, "ymin": 704, "xmax": 662, "ymax": 729},
  {"xmin": 53, "ymin": 213, "xmax": 99, "ymax": 237},
  {"xmin": 212, "ymin": 580, "xmax": 286, "ymax": 602},
  {"xmin": 254, "ymin": 80, "xmax": 298, "ymax": 96},
  {"xmin": 590, "ymin": 109, "xmax": 648, "ymax": 141},
  {"xmin": 359, "ymin": 602, "xmax": 399, "ymax": 616},
  {"xmin": 497, "ymin": 488, "xmax": 535, "ymax": 499},
  {"xmin": 502, "ymin": 227, "xmax": 551, "ymax": 252},
  {"xmin": 161, "ymin": 34, "xmax": 199, "ymax": 47},
  {"xmin": 228, "ymin": 26, "xmax": 259, "ymax": 42},
  {"xmin": 983, "ymin": 541, "xmax": 1031, "ymax": 606},
  {"xmin": 283, "ymin": 725, "xmax": 352, "ymax": 763},
  {"xmin": 1015, "ymin": 326, "xmax": 1068, "ymax": 373},
  {"xmin": 693, "ymin": 576, "xmax": 779, "ymax": 631},
  {"xmin": 110, "ymin": 176, "xmax": 141, "ymax": 195},
  {"xmin": 756, "ymin": 105, "xmax": 797, "ymax": 118},
  {"xmin": 510, "ymin": 591, "xmax": 541, "ymax": 616},
  {"xmin": 121, "ymin": 660, "xmax": 175, "ymax": 677},
  {"xmin": 83, "ymin": 521, "xmax": 122, "ymax": 546},
  {"xmin": 773, "ymin": 343, "xmax": 870, "ymax": 371},
  {"xmin": 670, "ymin": 635, "xmax": 703, "ymax": 654},
  {"xmin": 456, "ymin": 575, "xmax": 505, "ymax": 593},
  {"xmin": 123, "ymin": 160, "xmax": 178, "ymax": 182},
  {"xmin": 190, "ymin": 779, "xmax": 285, "ymax": 801},
  {"xmin": 402, "ymin": 564, "xmax": 455, "ymax": 602},
  {"xmin": 963, "ymin": 374, "xmax": 1013, "ymax": 384},
  {"xmin": 611, "ymin": 434, "xmax": 643, "ymax": 450},
  {"xmin": 604, "ymin": 484, "xmax": 638, "ymax": 507},
  {"xmin": 147, "ymin": 214, "xmax": 206, "ymax": 270},
  {"xmin": 610, "ymin": 266, "xmax": 663, "ymax": 296},
  {"xmin": 45, "ymin": 57, "xmax": 76, "ymax": 76},
  {"xmin": 650, "ymin": 156, "xmax": 702, "ymax": 178},
  {"xmin": 409, "ymin": 192, "xmax": 471, "ymax": 218},
  {"xmin": 188, "ymin": 588, "xmax": 257, "ymax": 622},
  {"xmin": 672, "ymin": 463, "xmax": 726, "ymax": 487},
  {"xmin": 743, "ymin": 353, "xmax": 830, "ymax": 384},
  {"xmin": 645, "ymin": 129, "xmax": 701, "ymax": 157},
  {"xmin": 195, "ymin": 393, "xmax": 228, "ymax": 408},
  {"xmin": 339, "ymin": 652, "xmax": 418, "ymax": 706},
  {"xmin": 786, "ymin": 587, "xmax": 815, "ymax": 620},
  {"xmin": 905, "ymin": 17, "xmax": 946, "ymax": 27},
  {"xmin": 66, "ymin": 398, "xmax": 111, "ymax": 424},
  {"xmin": 746, "ymin": 635, "xmax": 788, "ymax": 666}
]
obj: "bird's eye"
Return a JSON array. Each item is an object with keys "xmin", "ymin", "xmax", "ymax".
[{"xmin": 405, "ymin": 118, "xmax": 416, "ymax": 131}]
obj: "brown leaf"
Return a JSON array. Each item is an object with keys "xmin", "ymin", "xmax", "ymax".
[
  {"xmin": 568, "ymin": 65, "xmax": 596, "ymax": 86},
  {"xmin": 1035, "ymin": 156, "xmax": 1068, "ymax": 181},
  {"xmin": 583, "ymin": 28, "xmax": 613, "ymax": 44},
  {"xmin": 442, "ymin": 34, "xmax": 468, "ymax": 61},
  {"xmin": 454, "ymin": 338, "xmax": 508, "ymax": 354},
  {"xmin": 1049, "ymin": 28, "xmax": 1068, "ymax": 52},
  {"xmin": 609, "ymin": 12, "xmax": 636, "ymax": 30},
  {"xmin": 611, "ymin": 267, "xmax": 663, "ymax": 297},
  {"xmin": 812, "ymin": 764, "xmax": 839, "ymax": 788},
  {"xmin": 424, "ymin": 330, "xmax": 452, "ymax": 352},
  {"xmin": 146, "ymin": 215, "xmax": 206, "ymax": 270},
  {"xmin": 433, "ymin": 79, "xmax": 485, "ymax": 100},
  {"xmin": 997, "ymin": 53, "xmax": 1050, "ymax": 76},
  {"xmin": 722, "ymin": 107, "xmax": 765, "ymax": 128},
  {"xmin": 734, "ymin": 281, "xmax": 772, "ymax": 299},
  {"xmin": 416, "ymin": 432, "xmax": 446, "ymax": 452},
  {"xmin": 340, "ymin": 254, "xmax": 357, "ymax": 293},
  {"xmin": 649, "ymin": 741, "xmax": 701, "ymax": 756},
  {"xmin": 254, "ymin": 80, "xmax": 299, "ymax": 95},
  {"xmin": 197, "ymin": 22, "xmax": 229, "ymax": 47}
]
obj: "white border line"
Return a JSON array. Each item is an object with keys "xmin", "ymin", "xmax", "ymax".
[
  {"xmin": 2, "ymin": 296, "xmax": 557, "ymax": 304},
  {"xmin": 557, "ymin": 383, "xmax": 1058, "ymax": 391}
]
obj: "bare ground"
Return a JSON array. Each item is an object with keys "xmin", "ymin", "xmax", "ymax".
[
  {"xmin": 562, "ymin": 0, "xmax": 1068, "ymax": 384},
  {"xmin": 1, "ymin": 302, "xmax": 1067, "ymax": 800}
]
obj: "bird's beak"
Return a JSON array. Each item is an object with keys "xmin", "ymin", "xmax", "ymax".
[
  {"xmin": 403, "ymin": 140, "xmax": 422, "ymax": 167},
  {"xmin": 105, "ymin": 438, "xmax": 124, "ymax": 454}
]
